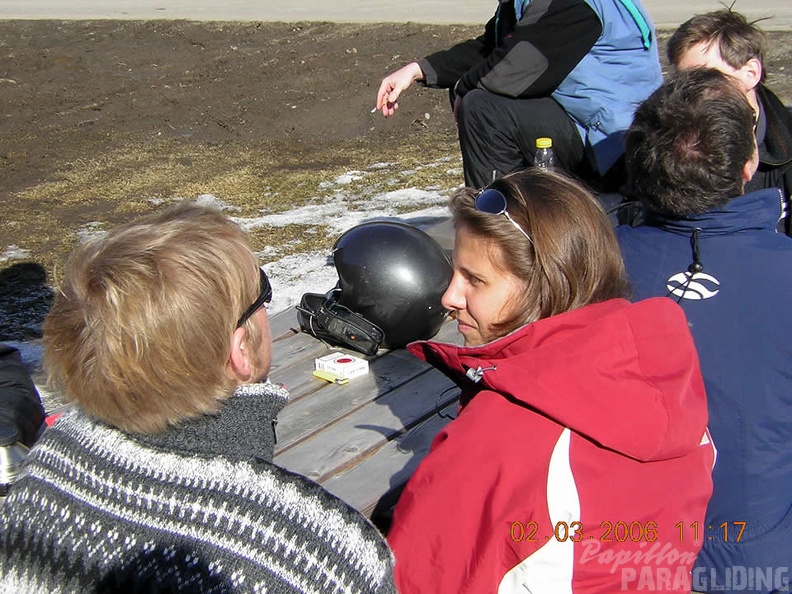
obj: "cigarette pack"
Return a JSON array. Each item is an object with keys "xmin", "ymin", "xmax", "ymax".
[{"xmin": 314, "ymin": 352, "xmax": 369, "ymax": 380}]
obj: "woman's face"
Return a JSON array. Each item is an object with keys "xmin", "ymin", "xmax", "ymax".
[{"xmin": 441, "ymin": 224, "xmax": 526, "ymax": 346}]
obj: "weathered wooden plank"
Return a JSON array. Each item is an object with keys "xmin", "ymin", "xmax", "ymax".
[
  {"xmin": 274, "ymin": 367, "xmax": 457, "ymax": 481},
  {"xmin": 269, "ymin": 332, "xmax": 346, "ymax": 395},
  {"xmin": 268, "ymin": 306, "xmax": 303, "ymax": 338},
  {"xmin": 267, "ymin": 299, "xmax": 464, "ymax": 517},
  {"xmin": 318, "ymin": 402, "xmax": 457, "ymax": 516},
  {"xmin": 268, "ymin": 315, "xmax": 331, "ymax": 369},
  {"xmin": 273, "ymin": 348, "xmax": 434, "ymax": 451},
  {"xmin": 271, "ymin": 308, "xmax": 462, "ymax": 447}
]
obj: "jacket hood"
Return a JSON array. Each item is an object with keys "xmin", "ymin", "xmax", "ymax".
[{"xmin": 408, "ymin": 298, "xmax": 708, "ymax": 463}]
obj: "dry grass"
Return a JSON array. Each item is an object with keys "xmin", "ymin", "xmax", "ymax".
[{"xmin": 1, "ymin": 131, "xmax": 462, "ymax": 280}]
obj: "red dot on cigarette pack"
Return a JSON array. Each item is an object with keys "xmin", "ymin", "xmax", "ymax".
[{"xmin": 336, "ymin": 357, "xmax": 354, "ymax": 364}]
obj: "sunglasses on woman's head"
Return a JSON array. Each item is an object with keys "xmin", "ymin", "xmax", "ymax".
[
  {"xmin": 475, "ymin": 188, "xmax": 533, "ymax": 245},
  {"xmin": 237, "ymin": 268, "xmax": 273, "ymax": 328}
]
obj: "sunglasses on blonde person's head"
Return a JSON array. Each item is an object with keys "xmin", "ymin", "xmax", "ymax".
[
  {"xmin": 237, "ymin": 268, "xmax": 273, "ymax": 328},
  {"xmin": 475, "ymin": 188, "xmax": 533, "ymax": 245}
]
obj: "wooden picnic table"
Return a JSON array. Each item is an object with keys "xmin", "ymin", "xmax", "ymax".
[
  {"xmin": 267, "ymin": 303, "xmax": 462, "ymax": 528},
  {"xmin": 266, "ymin": 217, "xmax": 461, "ymax": 529}
]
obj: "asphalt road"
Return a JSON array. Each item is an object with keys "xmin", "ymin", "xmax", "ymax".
[{"xmin": 1, "ymin": 0, "xmax": 791, "ymax": 30}]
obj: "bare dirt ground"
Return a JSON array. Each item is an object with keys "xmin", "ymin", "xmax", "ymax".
[
  {"xmin": 1, "ymin": 20, "xmax": 791, "ymax": 341},
  {"xmin": 0, "ymin": 20, "xmax": 475, "ymax": 245}
]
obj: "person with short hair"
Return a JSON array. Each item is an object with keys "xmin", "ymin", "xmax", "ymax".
[
  {"xmin": 374, "ymin": 0, "xmax": 662, "ymax": 191},
  {"xmin": 387, "ymin": 168, "xmax": 715, "ymax": 593},
  {"xmin": 667, "ymin": 9, "xmax": 792, "ymax": 235},
  {"xmin": 617, "ymin": 68, "xmax": 792, "ymax": 593},
  {"xmin": 0, "ymin": 202, "xmax": 396, "ymax": 594}
]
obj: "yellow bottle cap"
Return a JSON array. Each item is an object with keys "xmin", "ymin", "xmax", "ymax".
[{"xmin": 536, "ymin": 137, "xmax": 552, "ymax": 149}]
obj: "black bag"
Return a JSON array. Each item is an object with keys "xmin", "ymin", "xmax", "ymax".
[
  {"xmin": 0, "ymin": 344, "xmax": 46, "ymax": 447},
  {"xmin": 296, "ymin": 290, "xmax": 384, "ymax": 357}
]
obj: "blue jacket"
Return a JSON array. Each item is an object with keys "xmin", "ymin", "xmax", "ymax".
[
  {"xmin": 616, "ymin": 188, "xmax": 792, "ymax": 592},
  {"xmin": 553, "ymin": 0, "xmax": 662, "ymax": 174}
]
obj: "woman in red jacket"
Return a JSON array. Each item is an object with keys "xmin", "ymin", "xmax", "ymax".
[{"xmin": 388, "ymin": 169, "xmax": 715, "ymax": 593}]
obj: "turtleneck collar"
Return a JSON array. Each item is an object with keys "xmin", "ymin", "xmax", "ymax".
[{"xmin": 131, "ymin": 382, "xmax": 289, "ymax": 462}]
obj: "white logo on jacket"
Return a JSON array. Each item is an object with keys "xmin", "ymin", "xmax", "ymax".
[{"xmin": 666, "ymin": 271, "xmax": 720, "ymax": 300}]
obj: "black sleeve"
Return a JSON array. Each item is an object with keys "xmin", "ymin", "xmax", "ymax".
[
  {"xmin": 418, "ymin": 10, "xmax": 502, "ymax": 89},
  {"xmin": 456, "ymin": 0, "xmax": 602, "ymax": 98},
  {"xmin": 755, "ymin": 85, "xmax": 792, "ymax": 235},
  {"xmin": 0, "ymin": 343, "xmax": 46, "ymax": 447}
]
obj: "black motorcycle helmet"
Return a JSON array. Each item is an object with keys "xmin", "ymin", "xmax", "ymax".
[
  {"xmin": 297, "ymin": 221, "xmax": 452, "ymax": 354},
  {"xmin": 333, "ymin": 221, "xmax": 452, "ymax": 348}
]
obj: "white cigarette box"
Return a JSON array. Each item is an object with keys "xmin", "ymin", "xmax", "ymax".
[{"xmin": 314, "ymin": 352, "xmax": 369, "ymax": 380}]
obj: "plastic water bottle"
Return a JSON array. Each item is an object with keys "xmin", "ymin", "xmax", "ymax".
[
  {"xmin": 0, "ymin": 425, "xmax": 30, "ymax": 501},
  {"xmin": 533, "ymin": 137, "xmax": 555, "ymax": 171}
]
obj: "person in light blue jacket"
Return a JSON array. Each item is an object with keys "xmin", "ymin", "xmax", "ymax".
[
  {"xmin": 616, "ymin": 68, "xmax": 792, "ymax": 594},
  {"xmin": 376, "ymin": 0, "xmax": 662, "ymax": 190}
]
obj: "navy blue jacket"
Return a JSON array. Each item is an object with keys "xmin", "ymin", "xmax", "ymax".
[{"xmin": 616, "ymin": 188, "xmax": 792, "ymax": 591}]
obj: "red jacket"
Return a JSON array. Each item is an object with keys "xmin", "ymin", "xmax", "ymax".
[{"xmin": 389, "ymin": 298, "xmax": 715, "ymax": 593}]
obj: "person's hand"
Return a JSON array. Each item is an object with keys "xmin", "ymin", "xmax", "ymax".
[{"xmin": 375, "ymin": 62, "xmax": 424, "ymax": 117}]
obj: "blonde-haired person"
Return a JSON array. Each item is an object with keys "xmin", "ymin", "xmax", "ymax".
[
  {"xmin": 0, "ymin": 202, "xmax": 396, "ymax": 594},
  {"xmin": 387, "ymin": 169, "xmax": 715, "ymax": 593}
]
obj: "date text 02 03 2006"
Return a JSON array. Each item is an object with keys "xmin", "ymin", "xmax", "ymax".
[{"xmin": 508, "ymin": 520, "xmax": 748, "ymax": 544}]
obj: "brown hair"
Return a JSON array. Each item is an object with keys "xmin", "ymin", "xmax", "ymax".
[
  {"xmin": 667, "ymin": 9, "xmax": 767, "ymax": 82},
  {"xmin": 449, "ymin": 168, "xmax": 629, "ymax": 336},
  {"xmin": 626, "ymin": 68, "xmax": 756, "ymax": 216},
  {"xmin": 43, "ymin": 202, "xmax": 265, "ymax": 434}
]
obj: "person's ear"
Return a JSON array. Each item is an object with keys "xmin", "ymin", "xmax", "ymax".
[
  {"xmin": 736, "ymin": 57, "xmax": 762, "ymax": 92},
  {"xmin": 226, "ymin": 326, "xmax": 253, "ymax": 382},
  {"xmin": 742, "ymin": 145, "xmax": 759, "ymax": 184}
]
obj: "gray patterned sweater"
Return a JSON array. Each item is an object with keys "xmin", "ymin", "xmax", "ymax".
[{"xmin": 0, "ymin": 383, "xmax": 396, "ymax": 593}]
